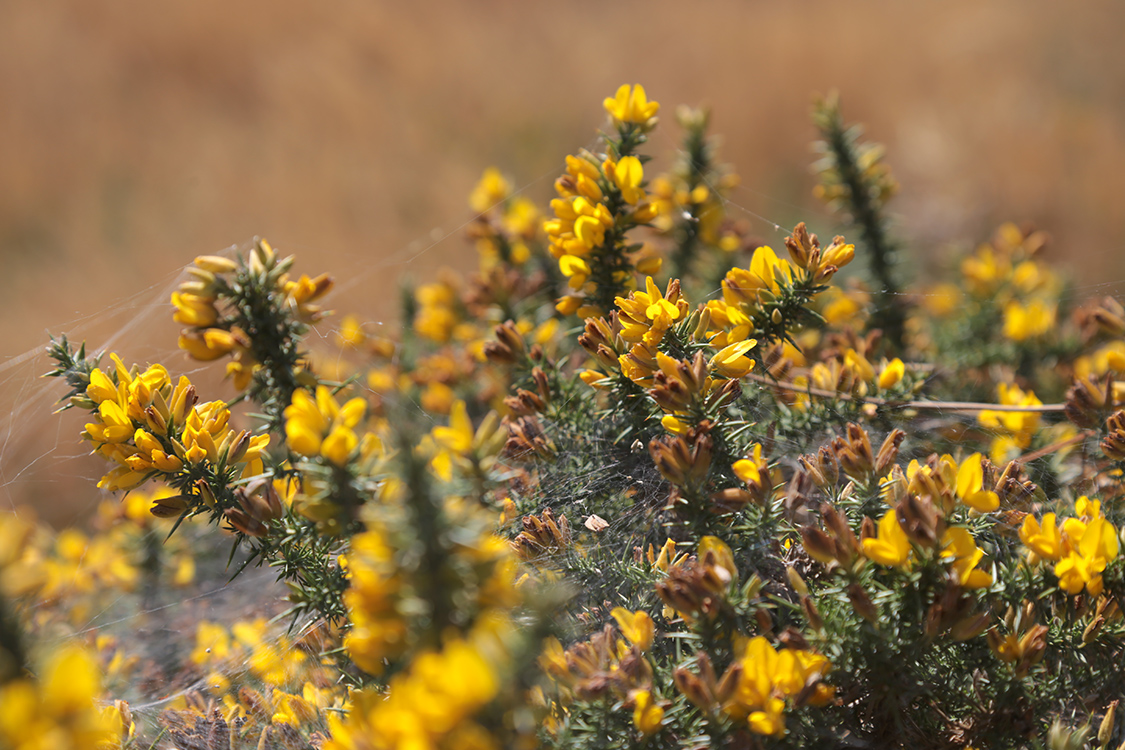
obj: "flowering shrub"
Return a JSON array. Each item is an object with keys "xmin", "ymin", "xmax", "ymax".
[{"xmin": 5, "ymin": 84, "xmax": 1125, "ymax": 749}]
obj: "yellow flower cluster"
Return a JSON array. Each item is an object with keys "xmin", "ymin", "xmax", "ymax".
[
  {"xmin": 547, "ymin": 86, "xmax": 664, "ymax": 316},
  {"xmin": 284, "ymin": 385, "xmax": 372, "ymax": 467},
  {"xmin": 0, "ymin": 646, "xmax": 115, "ymax": 750},
  {"xmin": 880, "ymin": 452, "xmax": 1000, "ymax": 515},
  {"xmin": 414, "ymin": 274, "xmax": 479, "ymax": 344},
  {"xmin": 960, "ymin": 223, "xmax": 1053, "ymax": 298},
  {"xmin": 577, "ymin": 277, "xmax": 756, "ymax": 434},
  {"xmin": 80, "ymin": 354, "xmax": 268, "ymax": 493},
  {"xmin": 719, "ymin": 636, "xmax": 834, "ymax": 737},
  {"xmin": 424, "ymin": 399, "xmax": 507, "ymax": 482},
  {"xmin": 978, "ymin": 382, "xmax": 1043, "ymax": 463},
  {"xmin": 1020, "ymin": 496, "xmax": 1120, "ymax": 596},
  {"xmin": 159, "ymin": 617, "xmax": 346, "ymax": 746},
  {"xmin": 172, "ymin": 240, "xmax": 333, "ymax": 389},
  {"xmin": 340, "ymin": 529, "xmax": 406, "ymax": 675},
  {"xmin": 468, "ymin": 167, "xmax": 541, "ymax": 270},
  {"xmin": 328, "ymin": 618, "xmax": 511, "ymax": 750},
  {"xmin": 541, "ymin": 608, "xmax": 663, "ymax": 736},
  {"xmin": 342, "ymin": 503, "xmax": 519, "ymax": 679},
  {"xmin": 860, "ymin": 511, "xmax": 993, "ymax": 588},
  {"xmin": 788, "ymin": 348, "xmax": 897, "ymax": 409},
  {"xmin": 37, "ymin": 82, "xmax": 1125, "ymax": 750}
]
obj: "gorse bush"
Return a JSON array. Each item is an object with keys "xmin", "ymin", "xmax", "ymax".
[{"xmin": 3, "ymin": 84, "xmax": 1125, "ymax": 749}]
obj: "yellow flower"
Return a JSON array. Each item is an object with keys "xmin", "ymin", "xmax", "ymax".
[
  {"xmin": 469, "ymin": 167, "xmax": 511, "ymax": 212},
  {"xmin": 748, "ymin": 697, "xmax": 787, "ymax": 737},
  {"xmin": 699, "ymin": 536, "xmax": 737, "ymax": 581},
  {"xmin": 660, "ymin": 414, "xmax": 688, "ymax": 435},
  {"xmin": 861, "ymin": 510, "xmax": 912, "ymax": 567},
  {"xmin": 560, "ymin": 255, "xmax": 591, "ymax": 290},
  {"xmin": 284, "ymin": 386, "xmax": 366, "ymax": 466},
  {"xmin": 877, "ymin": 358, "xmax": 905, "ymax": 389},
  {"xmin": 1002, "ymin": 299, "xmax": 1055, "ymax": 342},
  {"xmin": 603, "ymin": 84, "xmax": 659, "ymax": 126},
  {"xmin": 1054, "ymin": 515, "xmax": 1119, "ymax": 596},
  {"xmin": 710, "ymin": 339, "xmax": 758, "ymax": 379},
  {"xmin": 725, "ymin": 636, "xmax": 830, "ymax": 737},
  {"xmin": 632, "ymin": 690, "xmax": 664, "ymax": 736},
  {"xmin": 1019, "ymin": 513, "xmax": 1062, "ymax": 561},
  {"xmin": 612, "ymin": 156, "xmax": 645, "ymax": 205},
  {"xmin": 611, "ymin": 607, "xmax": 655, "ymax": 651},
  {"xmin": 732, "ymin": 444, "xmax": 767, "ymax": 484},
  {"xmin": 941, "ymin": 527, "xmax": 993, "ymax": 589},
  {"xmin": 178, "ymin": 327, "xmax": 242, "ymax": 361},
  {"xmin": 955, "ymin": 453, "xmax": 999, "ymax": 513},
  {"xmin": 171, "ymin": 290, "xmax": 219, "ymax": 327}
]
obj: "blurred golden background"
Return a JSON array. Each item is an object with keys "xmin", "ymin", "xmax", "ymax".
[{"xmin": 3, "ymin": 0, "xmax": 1124, "ymax": 523}]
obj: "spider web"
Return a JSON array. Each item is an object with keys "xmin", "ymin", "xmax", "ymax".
[{"xmin": 2, "ymin": 115, "xmax": 1124, "ymax": 746}]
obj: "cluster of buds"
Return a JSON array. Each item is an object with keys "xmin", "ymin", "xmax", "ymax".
[
  {"xmin": 576, "ymin": 314, "xmax": 628, "ymax": 391},
  {"xmin": 1066, "ymin": 373, "xmax": 1119, "ymax": 428},
  {"xmin": 656, "ymin": 537, "xmax": 737, "ymax": 622},
  {"xmin": 783, "ymin": 222, "xmax": 856, "ymax": 285},
  {"xmin": 674, "ymin": 639, "xmax": 833, "ymax": 738},
  {"xmin": 1103, "ymin": 410, "xmax": 1125, "ymax": 461},
  {"xmin": 922, "ymin": 584, "xmax": 990, "ymax": 643},
  {"xmin": 542, "ymin": 624, "xmax": 655, "ymax": 704},
  {"xmin": 879, "ymin": 456, "xmax": 956, "ymax": 537},
  {"xmin": 800, "ymin": 503, "xmax": 861, "ymax": 571},
  {"xmin": 512, "ymin": 509, "xmax": 572, "ymax": 561},
  {"xmin": 503, "ymin": 367, "xmax": 552, "ymax": 417},
  {"xmin": 483, "ymin": 320, "xmax": 543, "ymax": 366},
  {"xmin": 651, "ymin": 352, "xmax": 742, "ymax": 423},
  {"xmin": 819, "ymin": 359, "xmax": 867, "ymax": 399},
  {"xmin": 891, "ymin": 492, "xmax": 946, "ymax": 549},
  {"xmin": 673, "ymin": 651, "xmax": 738, "ymax": 717},
  {"xmin": 799, "ymin": 446, "xmax": 841, "ymax": 491},
  {"xmin": 1077, "ymin": 296, "xmax": 1125, "ymax": 341},
  {"xmin": 503, "ymin": 415, "xmax": 555, "ymax": 461},
  {"xmin": 827, "ymin": 424, "xmax": 904, "ymax": 485},
  {"xmin": 649, "ymin": 421, "xmax": 712, "ymax": 499},
  {"xmin": 172, "ymin": 239, "xmax": 333, "ymax": 390},
  {"xmin": 224, "ymin": 478, "xmax": 285, "ymax": 538},
  {"xmin": 1080, "ymin": 596, "xmax": 1121, "ymax": 645},
  {"xmin": 987, "ymin": 607, "xmax": 1048, "ymax": 679}
]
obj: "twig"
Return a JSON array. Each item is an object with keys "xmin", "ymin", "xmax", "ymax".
[{"xmin": 1013, "ymin": 430, "xmax": 1095, "ymax": 465}]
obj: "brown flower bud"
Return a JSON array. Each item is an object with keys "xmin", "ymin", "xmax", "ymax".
[
  {"xmin": 875, "ymin": 429, "xmax": 906, "ymax": 476},
  {"xmin": 817, "ymin": 446, "xmax": 839, "ymax": 487},
  {"xmin": 150, "ymin": 494, "xmax": 192, "ymax": 518},
  {"xmin": 847, "ymin": 583, "xmax": 878, "ymax": 624},
  {"xmin": 674, "ymin": 667, "xmax": 714, "ymax": 711},
  {"xmin": 801, "ymin": 595, "xmax": 824, "ymax": 632},
  {"xmin": 951, "ymin": 611, "xmax": 991, "ymax": 641},
  {"xmin": 801, "ymin": 526, "xmax": 838, "ymax": 566},
  {"xmin": 895, "ymin": 494, "xmax": 941, "ymax": 548}
]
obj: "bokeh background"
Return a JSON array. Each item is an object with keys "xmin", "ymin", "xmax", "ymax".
[{"xmin": 3, "ymin": 0, "xmax": 1125, "ymax": 523}]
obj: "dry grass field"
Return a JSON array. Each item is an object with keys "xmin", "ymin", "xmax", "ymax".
[{"xmin": 2, "ymin": 0, "xmax": 1124, "ymax": 523}]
